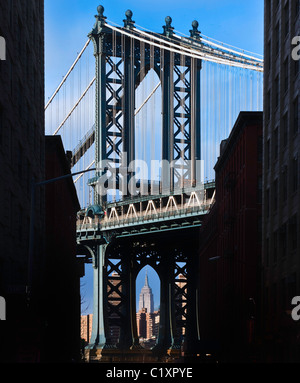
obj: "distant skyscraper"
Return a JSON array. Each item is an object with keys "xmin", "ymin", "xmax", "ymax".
[{"xmin": 138, "ymin": 270, "xmax": 154, "ymax": 314}]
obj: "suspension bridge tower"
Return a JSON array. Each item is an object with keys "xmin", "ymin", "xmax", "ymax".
[
  {"xmin": 77, "ymin": 5, "xmax": 205, "ymax": 363},
  {"xmin": 73, "ymin": 5, "xmax": 263, "ymax": 363}
]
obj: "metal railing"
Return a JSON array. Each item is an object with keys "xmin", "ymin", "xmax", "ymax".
[{"xmin": 77, "ymin": 199, "xmax": 213, "ymax": 232}]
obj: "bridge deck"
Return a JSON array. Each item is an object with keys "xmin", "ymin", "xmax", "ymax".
[{"xmin": 76, "ymin": 182, "xmax": 215, "ymax": 240}]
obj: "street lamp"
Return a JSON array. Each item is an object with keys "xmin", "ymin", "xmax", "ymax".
[{"xmin": 27, "ymin": 168, "xmax": 97, "ymax": 304}]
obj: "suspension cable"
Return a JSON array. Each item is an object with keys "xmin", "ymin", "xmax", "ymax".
[
  {"xmin": 45, "ymin": 39, "xmax": 91, "ymax": 110},
  {"xmin": 105, "ymin": 23, "xmax": 263, "ymax": 72}
]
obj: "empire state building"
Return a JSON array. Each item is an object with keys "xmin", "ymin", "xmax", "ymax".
[{"xmin": 138, "ymin": 271, "xmax": 154, "ymax": 313}]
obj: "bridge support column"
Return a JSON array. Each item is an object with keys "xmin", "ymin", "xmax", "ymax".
[
  {"xmin": 89, "ymin": 8, "xmax": 109, "ymax": 206},
  {"xmin": 183, "ymin": 249, "xmax": 200, "ymax": 360},
  {"xmin": 118, "ymin": 255, "xmax": 139, "ymax": 350},
  {"xmin": 161, "ymin": 50, "xmax": 174, "ymax": 193},
  {"xmin": 153, "ymin": 255, "xmax": 173, "ymax": 357},
  {"xmin": 86, "ymin": 244, "xmax": 108, "ymax": 361},
  {"xmin": 191, "ymin": 57, "xmax": 202, "ymax": 184},
  {"xmin": 123, "ymin": 35, "xmax": 135, "ymax": 194}
]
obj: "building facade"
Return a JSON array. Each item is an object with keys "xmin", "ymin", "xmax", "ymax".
[
  {"xmin": 138, "ymin": 271, "xmax": 154, "ymax": 314},
  {"xmin": 136, "ymin": 272, "xmax": 159, "ymax": 348},
  {"xmin": 262, "ymin": 0, "xmax": 300, "ymax": 361},
  {"xmin": 199, "ymin": 112, "xmax": 263, "ymax": 362},
  {"xmin": 0, "ymin": 0, "xmax": 45, "ymax": 362},
  {"xmin": 43, "ymin": 135, "xmax": 81, "ymax": 363},
  {"xmin": 81, "ymin": 314, "xmax": 93, "ymax": 345}
]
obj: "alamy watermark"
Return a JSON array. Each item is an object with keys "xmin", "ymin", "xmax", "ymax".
[
  {"xmin": 0, "ymin": 296, "xmax": 6, "ymax": 320},
  {"xmin": 291, "ymin": 296, "xmax": 300, "ymax": 321},
  {"xmin": 292, "ymin": 36, "xmax": 300, "ymax": 61},
  {"xmin": 93, "ymin": 158, "xmax": 205, "ymax": 198},
  {"xmin": 0, "ymin": 36, "xmax": 6, "ymax": 61}
]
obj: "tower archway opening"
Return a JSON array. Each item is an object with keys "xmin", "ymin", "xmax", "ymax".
[{"xmin": 135, "ymin": 265, "xmax": 160, "ymax": 349}]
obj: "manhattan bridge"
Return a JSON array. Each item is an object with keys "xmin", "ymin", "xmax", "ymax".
[{"xmin": 45, "ymin": 6, "xmax": 263, "ymax": 362}]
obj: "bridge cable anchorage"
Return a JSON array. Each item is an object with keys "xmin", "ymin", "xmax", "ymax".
[
  {"xmin": 105, "ymin": 21, "xmax": 263, "ymax": 72},
  {"xmin": 45, "ymin": 38, "xmax": 91, "ymax": 110}
]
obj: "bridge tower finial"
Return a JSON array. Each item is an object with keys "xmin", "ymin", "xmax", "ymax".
[
  {"xmin": 123, "ymin": 9, "xmax": 135, "ymax": 29},
  {"xmin": 190, "ymin": 20, "xmax": 201, "ymax": 39},
  {"xmin": 163, "ymin": 16, "xmax": 174, "ymax": 37},
  {"xmin": 95, "ymin": 5, "xmax": 107, "ymax": 27}
]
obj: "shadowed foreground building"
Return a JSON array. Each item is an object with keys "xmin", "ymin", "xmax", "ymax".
[
  {"xmin": 262, "ymin": 0, "xmax": 300, "ymax": 361},
  {"xmin": 43, "ymin": 136, "xmax": 81, "ymax": 363},
  {"xmin": 199, "ymin": 111, "xmax": 263, "ymax": 362},
  {"xmin": 0, "ymin": 0, "xmax": 45, "ymax": 362}
]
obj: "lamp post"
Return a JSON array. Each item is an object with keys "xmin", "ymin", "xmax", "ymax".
[{"xmin": 27, "ymin": 168, "xmax": 97, "ymax": 304}]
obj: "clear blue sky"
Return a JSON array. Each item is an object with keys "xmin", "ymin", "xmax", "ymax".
[
  {"xmin": 45, "ymin": 0, "xmax": 264, "ymax": 315},
  {"xmin": 45, "ymin": 0, "xmax": 264, "ymax": 101}
]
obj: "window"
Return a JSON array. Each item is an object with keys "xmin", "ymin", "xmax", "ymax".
[
  {"xmin": 257, "ymin": 216, "xmax": 262, "ymax": 243},
  {"xmin": 267, "ymin": 40, "xmax": 271, "ymax": 71},
  {"xmin": 272, "ymin": 283, "xmax": 277, "ymax": 314},
  {"xmin": 0, "ymin": 105, "xmax": 3, "ymax": 146},
  {"xmin": 266, "ymin": 90, "xmax": 271, "ymax": 120},
  {"xmin": 282, "ymin": 112, "xmax": 288, "ymax": 147},
  {"xmin": 265, "ymin": 286, "xmax": 269, "ymax": 314},
  {"xmin": 258, "ymin": 176, "xmax": 262, "ymax": 204},
  {"xmin": 283, "ymin": 57, "xmax": 289, "ymax": 93},
  {"xmin": 281, "ymin": 278, "xmax": 287, "ymax": 311},
  {"xmin": 17, "ymin": 143, "xmax": 23, "ymax": 180},
  {"xmin": 284, "ymin": 2, "xmax": 289, "ymax": 37},
  {"xmin": 265, "ymin": 238, "xmax": 269, "ymax": 267},
  {"xmin": 265, "ymin": 189, "xmax": 270, "ymax": 218},
  {"xmin": 289, "ymin": 214, "xmax": 298, "ymax": 251},
  {"xmin": 273, "ymin": 179, "xmax": 278, "ymax": 211},
  {"xmin": 292, "ymin": 156, "xmax": 298, "ymax": 192},
  {"xmin": 258, "ymin": 136, "xmax": 263, "ymax": 162},
  {"xmin": 294, "ymin": 97, "xmax": 298, "ymax": 134},
  {"xmin": 288, "ymin": 273, "xmax": 297, "ymax": 299},
  {"xmin": 282, "ymin": 166, "xmax": 287, "ymax": 201},
  {"xmin": 26, "ymin": 159, "xmax": 30, "ymax": 196},
  {"xmin": 17, "ymin": 17, "xmax": 23, "ymax": 60},
  {"xmin": 8, "ymin": 0, "xmax": 13, "ymax": 28},
  {"xmin": 279, "ymin": 223, "xmax": 287, "ymax": 258},
  {"xmin": 295, "ymin": 58, "xmax": 299, "ymax": 79},
  {"xmin": 273, "ymin": 230, "xmax": 278, "ymax": 263},
  {"xmin": 274, "ymin": 76, "xmax": 279, "ymax": 109},
  {"xmin": 273, "ymin": 127, "xmax": 278, "ymax": 160},
  {"xmin": 266, "ymin": 139, "xmax": 270, "ymax": 169},
  {"xmin": 266, "ymin": 0, "xmax": 271, "ymax": 26},
  {"xmin": 275, "ymin": 23, "xmax": 280, "ymax": 56},
  {"xmin": 18, "ymin": 206, "xmax": 23, "ymax": 243}
]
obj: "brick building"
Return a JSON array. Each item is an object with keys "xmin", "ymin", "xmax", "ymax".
[
  {"xmin": 199, "ymin": 111, "xmax": 263, "ymax": 362},
  {"xmin": 262, "ymin": 0, "xmax": 300, "ymax": 361},
  {"xmin": 42, "ymin": 135, "xmax": 81, "ymax": 362},
  {"xmin": 136, "ymin": 308, "xmax": 160, "ymax": 348},
  {"xmin": 81, "ymin": 314, "xmax": 93, "ymax": 345}
]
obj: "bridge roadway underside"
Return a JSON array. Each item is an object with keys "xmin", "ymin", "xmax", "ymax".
[{"xmin": 77, "ymin": 216, "xmax": 204, "ymax": 363}]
